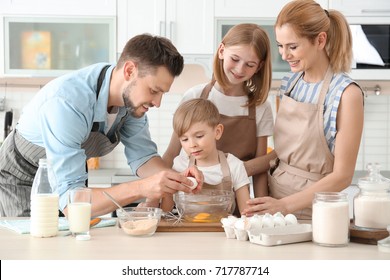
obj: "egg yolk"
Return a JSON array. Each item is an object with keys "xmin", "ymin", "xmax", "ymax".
[{"xmin": 193, "ymin": 213, "xmax": 210, "ymax": 220}]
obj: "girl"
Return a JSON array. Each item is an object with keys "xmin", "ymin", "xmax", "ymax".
[{"xmin": 163, "ymin": 23, "xmax": 274, "ymax": 199}]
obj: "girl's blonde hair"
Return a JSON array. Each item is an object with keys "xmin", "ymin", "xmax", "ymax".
[
  {"xmin": 213, "ymin": 23, "xmax": 272, "ymax": 107},
  {"xmin": 275, "ymin": 0, "xmax": 352, "ymax": 73},
  {"xmin": 173, "ymin": 99, "xmax": 220, "ymax": 137}
]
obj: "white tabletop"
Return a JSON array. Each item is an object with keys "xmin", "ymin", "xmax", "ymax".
[{"xmin": 0, "ymin": 218, "xmax": 389, "ymax": 260}]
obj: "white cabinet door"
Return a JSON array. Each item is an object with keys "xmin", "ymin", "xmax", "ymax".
[
  {"xmin": 0, "ymin": 0, "xmax": 116, "ymax": 16},
  {"xmin": 166, "ymin": 0, "xmax": 214, "ymax": 54},
  {"xmin": 329, "ymin": 0, "xmax": 390, "ymax": 17},
  {"xmin": 119, "ymin": 0, "xmax": 214, "ymax": 55},
  {"xmin": 215, "ymin": 0, "xmax": 328, "ymax": 18}
]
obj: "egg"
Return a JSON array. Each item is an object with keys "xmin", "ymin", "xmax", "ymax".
[
  {"xmin": 221, "ymin": 215, "xmax": 238, "ymax": 239},
  {"xmin": 273, "ymin": 216, "xmax": 286, "ymax": 227},
  {"xmin": 285, "ymin": 214, "xmax": 298, "ymax": 225},
  {"xmin": 221, "ymin": 215, "xmax": 238, "ymax": 227},
  {"xmin": 184, "ymin": 177, "xmax": 198, "ymax": 190},
  {"xmin": 273, "ymin": 212, "xmax": 284, "ymax": 219},
  {"xmin": 272, "ymin": 212, "xmax": 286, "ymax": 227},
  {"xmin": 248, "ymin": 214, "xmax": 263, "ymax": 232},
  {"xmin": 262, "ymin": 213, "xmax": 275, "ymax": 228},
  {"xmin": 234, "ymin": 216, "xmax": 249, "ymax": 230}
]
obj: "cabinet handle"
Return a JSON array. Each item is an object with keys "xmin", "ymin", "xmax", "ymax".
[
  {"xmin": 169, "ymin": 21, "xmax": 175, "ymax": 42},
  {"xmin": 361, "ymin": 9, "xmax": 390, "ymax": 13},
  {"xmin": 159, "ymin": 21, "xmax": 166, "ymax": 37}
]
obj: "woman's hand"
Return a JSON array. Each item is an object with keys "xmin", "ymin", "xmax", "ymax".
[{"xmin": 241, "ymin": 196, "xmax": 288, "ymax": 216}]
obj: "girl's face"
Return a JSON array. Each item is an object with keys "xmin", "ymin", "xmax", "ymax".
[
  {"xmin": 275, "ymin": 24, "xmax": 321, "ymax": 73},
  {"xmin": 218, "ymin": 44, "xmax": 260, "ymax": 85},
  {"xmin": 179, "ymin": 121, "xmax": 223, "ymax": 163}
]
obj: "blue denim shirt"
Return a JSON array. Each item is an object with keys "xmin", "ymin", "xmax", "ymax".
[{"xmin": 16, "ymin": 63, "xmax": 158, "ymax": 210}]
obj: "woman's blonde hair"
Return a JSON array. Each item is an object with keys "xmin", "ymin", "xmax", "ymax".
[
  {"xmin": 213, "ymin": 23, "xmax": 272, "ymax": 107},
  {"xmin": 173, "ymin": 99, "xmax": 220, "ymax": 137},
  {"xmin": 275, "ymin": 0, "xmax": 352, "ymax": 73}
]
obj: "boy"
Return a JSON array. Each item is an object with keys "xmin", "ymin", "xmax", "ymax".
[{"xmin": 161, "ymin": 98, "xmax": 251, "ymax": 215}]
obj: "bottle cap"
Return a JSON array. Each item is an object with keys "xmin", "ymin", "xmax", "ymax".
[{"xmin": 76, "ymin": 234, "xmax": 91, "ymax": 241}]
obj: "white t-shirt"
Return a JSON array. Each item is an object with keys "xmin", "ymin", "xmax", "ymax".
[
  {"xmin": 181, "ymin": 83, "xmax": 274, "ymax": 137},
  {"xmin": 173, "ymin": 150, "xmax": 250, "ymax": 192}
]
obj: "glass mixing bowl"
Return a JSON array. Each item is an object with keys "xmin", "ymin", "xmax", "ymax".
[
  {"xmin": 174, "ymin": 189, "xmax": 234, "ymax": 223},
  {"xmin": 116, "ymin": 207, "xmax": 162, "ymax": 237}
]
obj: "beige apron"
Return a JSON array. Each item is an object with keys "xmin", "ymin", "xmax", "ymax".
[
  {"xmin": 189, "ymin": 151, "xmax": 232, "ymax": 191},
  {"xmin": 201, "ymin": 81, "xmax": 257, "ymax": 161},
  {"xmin": 269, "ymin": 67, "xmax": 334, "ymax": 219},
  {"xmin": 188, "ymin": 151, "xmax": 235, "ymax": 213}
]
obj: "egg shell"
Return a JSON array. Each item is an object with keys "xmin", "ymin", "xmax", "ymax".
[
  {"xmin": 234, "ymin": 218, "xmax": 247, "ymax": 230},
  {"xmin": 285, "ymin": 214, "xmax": 298, "ymax": 225},
  {"xmin": 273, "ymin": 212, "xmax": 285, "ymax": 219},
  {"xmin": 184, "ymin": 177, "xmax": 198, "ymax": 190},
  {"xmin": 273, "ymin": 216, "xmax": 286, "ymax": 227},
  {"xmin": 262, "ymin": 213, "xmax": 274, "ymax": 228},
  {"xmin": 248, "ymin": 214, "xmax": 263, "ymax": 231}
]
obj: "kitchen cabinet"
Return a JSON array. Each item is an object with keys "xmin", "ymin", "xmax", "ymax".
[
  {"xmin": 214, "ymin": 0, "xmax": 328, "ymax": 18},
  {"xmin": 2, "ymin": 16, "xmax": 116, "ymax": 77},
  {"xmin": 0, "ymin": 0, "xmax": 116, "ymax": 16},
  {"xmin": 329, "ymin": 0, "xmax": 390, "ymax": 17},
  {"xmin": 0, "ymin": 0, "xmax": 116, "ymax": 77},
  {"xmin": 117, "ymin": 0, "xmax": 214, "ymax": 55}
]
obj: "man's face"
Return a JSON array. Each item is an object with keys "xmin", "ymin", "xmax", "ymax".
[{"xmin": 122, "ymin": 66, "xmax": 174, "ymax": 118}]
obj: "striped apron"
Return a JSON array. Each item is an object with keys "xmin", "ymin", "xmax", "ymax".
[{"xmin": 0, "ymin": 65, "xmax": 127, "ymax": 217}]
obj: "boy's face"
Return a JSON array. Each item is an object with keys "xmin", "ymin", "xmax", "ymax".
[{"xmin": 179, "ymin": 121, "xmax": 223, "ymax": 162}]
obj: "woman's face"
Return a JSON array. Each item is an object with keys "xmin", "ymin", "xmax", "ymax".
[
  {"xmin": 218, "ymin": 44, "xmax": 260, "ymax": 85},
  {"xmin": 275, "ymin": 24, "xmax": 319, "ymax": 73}
]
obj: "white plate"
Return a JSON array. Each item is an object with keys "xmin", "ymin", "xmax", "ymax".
[{"xmin": 248, "ymin": 224, "xmax": 312, "ymax": 246}]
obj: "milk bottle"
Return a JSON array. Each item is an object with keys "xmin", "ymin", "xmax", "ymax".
[{"xmin": 30, "ymin": 158, "xmax": 59, "ymax": 238}]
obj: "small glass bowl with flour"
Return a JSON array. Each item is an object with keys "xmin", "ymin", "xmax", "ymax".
[{"xmin": 116, "ymin": 207, "xmax": 162, "ymax": 237}]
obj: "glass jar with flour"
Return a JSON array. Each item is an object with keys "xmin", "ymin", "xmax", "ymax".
[
  {"xmin": 312, "ymin": 192, "xmax": 349, "ymax": 247},
  {"xmin": 354, "ymin": 163, "xmax": 390, "ymax": 230}
]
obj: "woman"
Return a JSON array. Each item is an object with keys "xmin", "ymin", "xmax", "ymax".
[{"xmin": 242, "ymin": 0, "xmax": 364, "ymax": 219}]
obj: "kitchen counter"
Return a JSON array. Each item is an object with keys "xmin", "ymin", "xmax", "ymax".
[{"xmin": 0, "ymin": 218, "xmax": 389, "ymax": 260}]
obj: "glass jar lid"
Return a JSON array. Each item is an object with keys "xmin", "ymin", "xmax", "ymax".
[{"xmin": 358, "ymin": 163, "xmax": 390, "ymax": 191}]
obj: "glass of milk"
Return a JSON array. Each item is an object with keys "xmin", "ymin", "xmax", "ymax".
[
  {"xmin": 312, "ymin": 192, "xmax": 349, "ymax": 247},
  {"xmin": 67, "ymin": 188, "xmax": 92, "ymax": 238}
]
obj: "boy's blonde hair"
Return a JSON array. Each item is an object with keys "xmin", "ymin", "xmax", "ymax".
[
  {"xmin": 173, "ymin": 99, "xmax": 220, "ymax": 137},
  {"xmin": 213, "ymin": 23, "xmax": 272, "ymax": 107}
]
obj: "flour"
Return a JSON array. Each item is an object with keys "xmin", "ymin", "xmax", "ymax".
[
  {"xmin": 122, "ymin": 219, "xmax": 159, "ymax": 236},
  {"xmin": 312, "ymin": 194, "xmax": 349, "ymax": 246},
  {"xmin": 354, "ymin": 196, "xmax": 390, "ymax": 229}
]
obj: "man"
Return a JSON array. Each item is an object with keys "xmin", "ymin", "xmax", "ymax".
[{"xmin": 0, "ymin": 34, "xmax": 202, "ymax": 217}]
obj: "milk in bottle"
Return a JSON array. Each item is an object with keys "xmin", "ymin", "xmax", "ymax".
[{"xmin": 30, "ymin": 158, "xmax": 59, "ymax": 238}]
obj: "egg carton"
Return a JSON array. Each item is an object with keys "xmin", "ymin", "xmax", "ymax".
[{"xmin": 247, "ymin": 224, "xmax": 312, "ymax": 246}]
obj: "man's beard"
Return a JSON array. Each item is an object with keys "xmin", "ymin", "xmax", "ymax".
[{"xmin": 122, "ymin": 80, "xmax": 148, "ymax": 118}]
